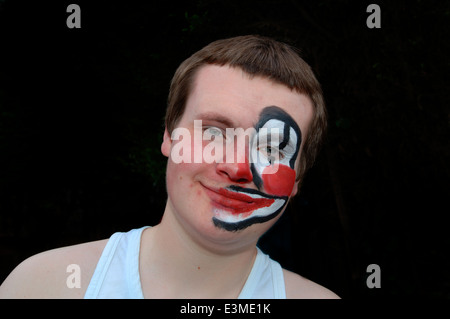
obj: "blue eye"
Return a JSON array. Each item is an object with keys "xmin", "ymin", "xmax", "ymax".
[{"xmin": 204, "ymin": 126, "xmax": 224, "ymax": 137}]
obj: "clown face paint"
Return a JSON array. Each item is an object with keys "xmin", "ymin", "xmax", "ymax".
[{"xmin": 212, "ymin": 106, "xmax": 302, "ymax": 231}]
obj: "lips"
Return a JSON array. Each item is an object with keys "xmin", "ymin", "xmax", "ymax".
[{"xmin": 202, "ymin": 184, "xmax": 275, "ymax": 215}]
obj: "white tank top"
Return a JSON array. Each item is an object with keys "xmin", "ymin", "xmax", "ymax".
[{"xmin": 84, "ymin": 227, "xmax": 286, "ymax": 299}]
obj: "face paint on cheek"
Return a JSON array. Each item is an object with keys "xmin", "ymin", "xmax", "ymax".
[
  {"xmin": 211, "ymin": 106, "xmax": 301, "ymax": 232},
  {"xmin": 211, "ymin": 185, "xmax": 288, "ymax": 232},
  {"xmin": 251, "ymin": 106, "xmax": 301, "ymax": 197},
  {"xmin": 261, "ymin": 164, "xmax": 296, "ymax": 197}
]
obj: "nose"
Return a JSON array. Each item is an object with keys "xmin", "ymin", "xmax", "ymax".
[
  {"xmin": 216, "ymin": 161, "xmax": 253, "ymax": 184},
  {"xmin": 216, "ymin": 147, "xmax": 253, "ymax": 184}
]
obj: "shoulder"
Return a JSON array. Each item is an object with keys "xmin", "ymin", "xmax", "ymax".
[
  {"xmin": 0, "ymin": 239, "xmax": 108, "ymax": 299},
  {"xmin": 282, "ymin": 269, "xmax": 340, "ymax": 299}
]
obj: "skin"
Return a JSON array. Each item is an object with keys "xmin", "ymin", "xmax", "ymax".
[
  {"xmin": 0, "ymin": 64, "xmax": 339, "ymax": 299},
  {"xmin": 211, "ymin": 105, "xmax": 302, "ymax": 232},
  {"xmin": 159, "ymin": 65, "xmax": 309, "ymax": 254}
]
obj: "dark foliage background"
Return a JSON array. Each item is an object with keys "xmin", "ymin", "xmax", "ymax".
[{"xmin": 0, "ymin": 0, "xmax": 449, "ymax": 298}]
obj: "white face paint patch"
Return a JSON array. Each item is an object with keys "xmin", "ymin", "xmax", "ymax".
[
  {"xmin": 211, "ymin": 106, "xmax": 302, "ymax": 232},
  {"xmin": 250, "ymin": 119, "xmax": 299, "ymax": 176},
  {"xmin": 211, "ymin": 186, "xmax": 287, "ymax": 232}
]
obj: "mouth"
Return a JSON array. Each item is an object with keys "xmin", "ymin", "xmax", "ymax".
[
  {"xmin": 202, "ymin": 183, "xmax": 287, "ymax": 223},
  {"xmin": 204, "ymin": 184, "xmax": 288, "ymax": 231},
  {"xmin": 202, "ymin": 184, "xmax": 276, "ymax": 216}
]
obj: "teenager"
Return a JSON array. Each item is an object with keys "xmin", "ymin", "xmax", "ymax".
[{"xmin": 0, "ymin": 35, "xmax": 339, "ymax": 299}]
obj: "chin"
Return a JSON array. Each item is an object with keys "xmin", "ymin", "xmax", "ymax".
[{"xmin": 195, "ymin": 212, "xmax": 282, "ymax": 252}]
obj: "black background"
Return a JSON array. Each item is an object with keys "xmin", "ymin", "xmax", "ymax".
[{"xmin": 0, "ymin": 0, "xmax": 449, "ymax": 299}]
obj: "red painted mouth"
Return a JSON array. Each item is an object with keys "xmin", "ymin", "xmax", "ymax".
[{"xmin": 202, "ymin": 184, "xmax": 275, "ymax": 215}]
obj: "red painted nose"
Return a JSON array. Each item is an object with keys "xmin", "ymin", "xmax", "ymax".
[{"xmin": 216, "ymin": 155, "xmax": 253, "ymax": 183}]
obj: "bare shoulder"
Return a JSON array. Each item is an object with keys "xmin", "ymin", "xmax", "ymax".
[
  {"xmin": 283, "ymin": 269, "xmax": 340, "ymax": 299},
  {"xmin": 0, "ymin": 239, "xmax": 108, "ymax": 299}
]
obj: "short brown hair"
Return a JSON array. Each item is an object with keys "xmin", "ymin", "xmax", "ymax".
[{"xmin": 165, "ymin": 35, "xmax": 327, "ymax": 181}]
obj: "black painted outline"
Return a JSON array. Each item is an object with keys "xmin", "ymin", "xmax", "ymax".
[
  {"xmin": 212, "ymin": 185, "xmax": 289, "ymax": 232},
  {"xmin": 211, "ymin": 106, "xmax": 301, "ymax": 232}
]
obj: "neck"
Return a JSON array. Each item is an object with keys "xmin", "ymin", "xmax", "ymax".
[{"xmin": 139, "ymin": 203, "xmax": 257, "ymax": 298}]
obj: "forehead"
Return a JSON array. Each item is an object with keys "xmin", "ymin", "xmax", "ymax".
[{"xmin": 184, "ymin": 64, "xmax": 313, "ymax": 134}]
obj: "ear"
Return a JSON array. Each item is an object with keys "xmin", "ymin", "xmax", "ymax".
[
  {"xmin": 290, "ymin": 180, "xmax": 300, "ymax": 197},
  {"xmin": 161, "ymin": 127, "xmax": 172, "ymax": 158}
]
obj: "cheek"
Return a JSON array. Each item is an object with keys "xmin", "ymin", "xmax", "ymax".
[
  {"xmin": 261, "ymin": 164, "xmax": 296, "ymax": 197},
  {"xmin": 166, "ymin": 161, "xmax": 190, "ymax": 187}
]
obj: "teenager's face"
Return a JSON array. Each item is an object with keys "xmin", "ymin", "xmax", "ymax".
[{"xmin": 161, "ymin": 65, "xmax": 314, "ymax": 247}]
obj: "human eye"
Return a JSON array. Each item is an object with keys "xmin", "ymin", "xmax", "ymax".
[
  {"xmin": 204, "ymin": 126, "xmax": 224, "ymax": 138},
  {"xmin": 257, "ymin": 145, "xmax": 285, "ymax": 164}
]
